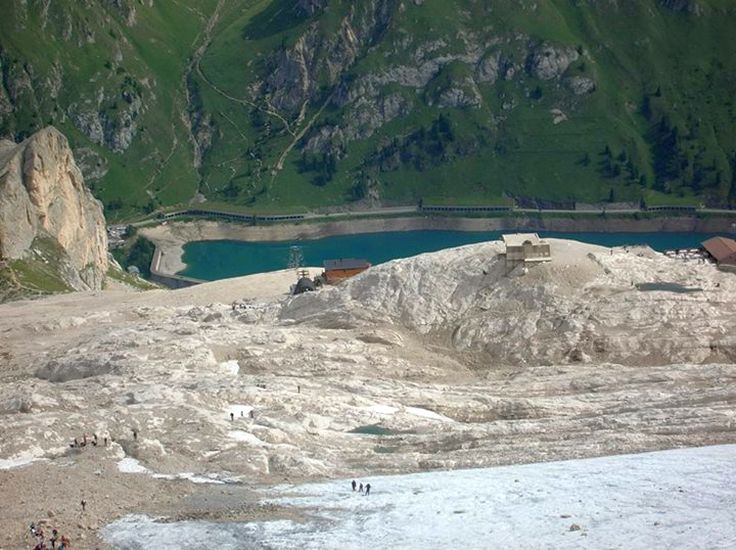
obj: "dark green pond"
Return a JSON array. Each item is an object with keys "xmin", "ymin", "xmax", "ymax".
[{"xmin": 179, "ymin": 231, "xmax": 723, "ymax": 281}]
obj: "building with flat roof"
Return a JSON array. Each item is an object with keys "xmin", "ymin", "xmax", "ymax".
[
  {"xmin": 502, "ymin": 233, "xmax": 552, "ymax": 271},
  {"xmin": 322, "ymin": 258, "xmax": 371, "ymax": 284},
  {"xmin": 702, "ymin": 236, "xmax": 736, "ymax": 268}
]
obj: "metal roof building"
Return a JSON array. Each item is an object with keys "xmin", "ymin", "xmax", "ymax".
[
  {"xmin": 702, "ymin": 236, "xmax": 736, "ymax": 267},
  {"xmin": 322, "ymin": 258, "xmax": 371, "ymax": 284},
  {"xmin": 323, "ymin": 259, "xmax": 371, "ymax": 270}
]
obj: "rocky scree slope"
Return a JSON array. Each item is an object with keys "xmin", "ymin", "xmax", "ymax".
[
  {"xmin": 0, "ymin": 239, "xmax": 735, "ymax": 488},
  {"xmin": 0, "ymin": 126, "xmax": 108, "ymax": 297}
]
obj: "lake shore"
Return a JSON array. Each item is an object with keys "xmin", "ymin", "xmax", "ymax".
[{"xmin": 140, "ymin": 214, "xmax": 736, "ymax": 276}]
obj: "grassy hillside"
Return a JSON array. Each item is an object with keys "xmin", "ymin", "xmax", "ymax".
[
  {"xmin": 0, "ymin": 0, "xmax": 220, "ymax": 219},
  {"xmin": 2, "ymin": 0, "xmax": 735, "ymax": 217}
]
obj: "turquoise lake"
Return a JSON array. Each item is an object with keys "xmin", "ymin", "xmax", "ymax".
[{"xmin": 179, "ymin": 231, "xmax": 723, "ymax": 281}]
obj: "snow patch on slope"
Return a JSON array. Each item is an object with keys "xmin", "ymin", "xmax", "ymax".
[
  {"xmin": 219, "ymin": 360, "xmax": 240, "ymax": 376},
  {"xmin": 104, "ymin": 445, "xmax": 736, "ymax": 549},
  {"xmin": 117, "ymin": 457, "xmax": 225, "ymax": 484}
]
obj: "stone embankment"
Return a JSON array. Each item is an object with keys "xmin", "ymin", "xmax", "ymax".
[
  {"xmin": 148, "ymin": 246, "xmax": 204, "ymax": 288},
  {"xmin": 141, "ymin": 213, "xmax": 736, "ymax": 276}
]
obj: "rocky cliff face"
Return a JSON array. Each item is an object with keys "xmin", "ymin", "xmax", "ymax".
[
  {"xmin": 261, "ymin": 0, "xmax": 396, "ymax": 114},
  {"xmin": 0, "ymin": 126, "xmax": 108, "ymax": 290}
]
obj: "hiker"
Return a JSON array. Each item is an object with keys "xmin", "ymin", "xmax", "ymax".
[
  {"xmin": 59, "ymin": 535, "xmax": 71, "ymax": 549},
  {"xmin": 365, "ymin": 483, "xmax": 371, "ymax": 496},
  {"xmin": 352, "ymin": 480, "xmax": 357, "ymax": 491},
  {"xmin": 50, "ymin": 529, "xmax": 58, "ymax": 550},
  {"xmin": 132, "ymin": 428, "xmax": 138, "ymax": 441},
  {"xmin": 359, "ymin": 483, "xmax": 364, "ymax": 494},
  {"xmin": 104, "ymin": 436, "xmax": 108, "ymax": 446},
  {"xmin": 240, "ymin": 410, "xmax": 244, "ymax": 417},
  {"xmin": 297, "ymin": 385, "xmax": 301, "ymax": 394},
  {"xmin": 249, "ymin": 409, "xmax": 255, "ymax": 419},
  {"xmin": 230, "ymin": 412, "xmax": 234, "ymax": 421},
  {"xmin": 80, "ymin": 499, "xmax": 86, "ymax": 512},
  {"xmin": 82, "ymin": 434, "xmax": 87, "ymax": 447}
]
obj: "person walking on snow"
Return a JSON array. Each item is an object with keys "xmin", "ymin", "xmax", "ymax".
[
  {"xmin": 359, "ymin": 483, "xmax": 364, "ymax": 494},
  {"xmin": 352, "ymin": 479, "xmax": 357, "ymax": 491},
  {"xmin": 365, "ymin": 483, "xmax": 371, "ymax": 495}
]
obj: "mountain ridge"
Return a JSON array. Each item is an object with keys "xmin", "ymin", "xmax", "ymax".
[{"xmin": 1, "ymin": 0, "xmax": 735, "ymax": 218}]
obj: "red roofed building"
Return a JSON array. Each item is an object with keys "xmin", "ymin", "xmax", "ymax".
[
  {"xmin": 322, "ymin": 258, "xmax": 371, "ymax": 284},
  {"xmin": 702, "ymin": 236, "xmax": 736, "ymax": 267}
]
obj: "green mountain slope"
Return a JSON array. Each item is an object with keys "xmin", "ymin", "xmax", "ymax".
[
  {"xmin": 0, "ymin": 0, "xmax": 221, "ymax": 218},
  {"xmin": 2, "ymin": 0, "xmax": 736, "ymax": 217}
]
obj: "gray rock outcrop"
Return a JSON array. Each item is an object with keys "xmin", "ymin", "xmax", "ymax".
[
  {"xmin": 428, "ymin": 76, "xmax": 483, "ymax": 109},
  {"xmin": 526, "ymin": 43, "xmax": 579, "ymax": 80},
  {"xmin": 565, "ymin": 76, "xmax": 596, "ymax": 95},
  {"xmin": 0, "ymin": 126, "xmax": 108, "ymax": 290},
  {"xmin": 262, "ymin": 0, "xmax": 395, "ymax": 114},
  {"xmin": 69, "ymin": 83, "xmax": 144, "ymax": 153}
]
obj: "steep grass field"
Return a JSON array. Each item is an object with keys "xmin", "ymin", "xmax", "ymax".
[
  {"xmin": 1, "ymin": 0, "xmax": 735, "ymax": 217},
  {"xmin": 0, "ymin": 0, "xmax": 220, "ymax": 216}
]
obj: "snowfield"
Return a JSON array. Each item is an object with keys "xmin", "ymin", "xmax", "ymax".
[{"xmin": 104, "ymin": 445, "xmax": 736, "ymax": 549}]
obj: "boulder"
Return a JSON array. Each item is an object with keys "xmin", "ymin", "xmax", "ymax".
[{"xmin": 565, "ymin": 76, "xmax": 596, "ymax": 95}]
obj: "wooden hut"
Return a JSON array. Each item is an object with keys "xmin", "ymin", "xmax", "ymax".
[{"xmin": 322, "ymin": 258, "xmax": 371, "ymax": 284}]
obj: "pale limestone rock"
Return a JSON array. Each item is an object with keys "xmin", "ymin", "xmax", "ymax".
[
  {"xmin": 1, "ymin": 243, "xmax": 735, "ymax": 481},
  {"xmin": 0, "ymin": 126, "xmax": 108, "ymax": 289}
]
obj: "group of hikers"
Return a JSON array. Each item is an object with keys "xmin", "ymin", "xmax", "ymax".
[
  {"xmin": 351, "ymin": 480, "xmax": 372, "ymax": 495},
  {"xmin": 69, "ymin": 427, "xmax": 138, "ymax": 450},
  {"xmin": 229, "ymin": 410, "xmax": 255, "ymax": 421},
  {"xmin": 42, "ymin": 428, "xmax": 141, "ymax": 548},
  {"xmin": 69, "ymin": 432, "xmax": 108, "ymax": 449},
  {"xmin": 29, "ymin": 524, "xmax": 70, "ymax": 550}
]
